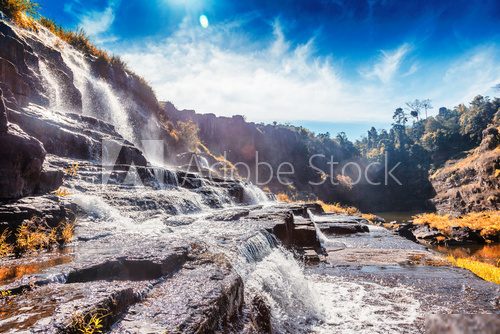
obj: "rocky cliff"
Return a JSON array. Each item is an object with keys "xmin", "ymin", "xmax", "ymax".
[{"xmin": 431, "ymin": 113, "xmax": 500, "ymax": 214}]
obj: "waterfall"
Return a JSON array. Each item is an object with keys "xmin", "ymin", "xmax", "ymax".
[
  {"xmin": 56, "ymin": 46, "xmax": 135, "ymax": 143},
  {"xmin": 242, "ymin": 183, "xmax": 269, "ymax": 204},
  {"xmin": 308, "ymin": 209, "xmax": 347, "ymax": 251},
  {"xmin": 38, "ymin": 60, "xmax": 64, "ymax": 112}
]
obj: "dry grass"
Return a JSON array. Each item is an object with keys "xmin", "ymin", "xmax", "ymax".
[
  {"xmin": 361, "ymin": 213, "xmax": 378, "ymax": 222},
  {"xmin": 412, "ymin": 211, "xmax": 500, "ymax": 239},
  {"xmin": 0, "ymin": 218, "xmax": 75, "ymax": 257},
  {"xmin": 0, "ymin": 1, "xmax": 125, "ymax": 66},
  {"xmin": 64, "ymin": 162, "xmax": 80, "ymax": 177},
  {"xmin": 71, "ymin": 308, "xmax": 110, "ymax": 334},
  {"xmin": 38, "ymin": 17, "xmax": 110, "ymax": 60},
  {"xmin": 54, "ymin": 187, "xmax": 71, "ymax": 197},
  {"xmin": 0, "ymin": 0, "xmax": 39, "ymax": 29},
  {"xmin": 318, "ymin": 201, "xmax": 360, "ymax": 215},
  {"xmin": 447, "ymin": 256, "xmax": 500, "ymax": 284},
  {"xmin": 59, "ymin": 221, "xmax": 75, "ymax": 244},
  {"xmin": 276, "ymin": 193, "xmax": 293, "ymax": 203},
  {"xmin": 0, "ymin": 230, "xmax": 14, "ymax": 257},
  {"xmin": 16, "ymin": 218, "xmax": 56, "ymax": 253}
]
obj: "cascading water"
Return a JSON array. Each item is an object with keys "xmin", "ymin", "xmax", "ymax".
[
  {"xmin": 38, "ymin": 60, "xmax": 64, "ymax": 112},
  {"xmin": 56, "ymin": 45, "xmax": 135, "ymax": 143},
  {"xmin": 242, "ymin": 183, "xmax": 269, "ymax": 204}
]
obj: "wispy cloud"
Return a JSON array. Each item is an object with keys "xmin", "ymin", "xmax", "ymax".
[
  {"xmin": 79, "ymin": 6, "xmax": 115, "ymax": 37},
  {"xmin": 361, "ymin": 44, "xmax": 411, "ymax": 83},
  {"xmin": 64, "ymin": 0, "xmax": 119, "ymax": 44},
  {"xmin": 113, "ymin": 17, "xmax": 498, "ymax": 126}
]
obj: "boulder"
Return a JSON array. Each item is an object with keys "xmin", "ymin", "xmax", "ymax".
[
  {"xmin": 448, "ymin": 226, "xmax": 485, "ymax": 245},
  {"xmin": 0, "ymin": 123, "xmax": 46, "ymax": 199}
]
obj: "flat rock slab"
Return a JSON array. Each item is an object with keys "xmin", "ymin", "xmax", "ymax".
[
  {"xmin": 0, "ymin": 280, "xmax": 148, "ymax": 333},
  {"xmin": 110, "ymin": 253, "xmax": 243, "ymax": 334}
]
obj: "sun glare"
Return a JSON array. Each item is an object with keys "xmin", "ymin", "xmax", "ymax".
[{"xmin": 199, "ymin": 14, "xmax": 209, "ymax": 28}]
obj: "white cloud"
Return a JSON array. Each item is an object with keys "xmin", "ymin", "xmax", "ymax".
[
  {"xmin": 361, "ymin": 44, "xmax": 411, "ymax": 83},
  {"xmin": 64, "ymin": 0, "xmax": 119, "ymax": 43},
  {"xmin": 114, "ymin": 17, "xmax": 499, "ymax": 125},
  {"xmin": 79, "ymin": 7, "xmax": 115, "ymax": 36}
]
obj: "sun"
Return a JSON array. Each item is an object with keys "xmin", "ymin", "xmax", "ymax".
[{"xmin": 199, "ymin": 15, "xmax": 209, "ymax": 28}]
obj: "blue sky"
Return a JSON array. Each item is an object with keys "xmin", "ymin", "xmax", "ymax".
[{"xmin": 38, "ymin": 0, "xmax": 500, "ymax": 139}]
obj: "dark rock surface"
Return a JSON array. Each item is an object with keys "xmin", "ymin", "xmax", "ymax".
[{"xmin": 0, "ymin": 123, "xmax": 45, "ymax": 199}]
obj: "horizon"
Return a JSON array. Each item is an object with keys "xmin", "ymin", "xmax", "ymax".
[{"xmin": 38, "ymin": 0, "xmax": 500, "ymax": 139}]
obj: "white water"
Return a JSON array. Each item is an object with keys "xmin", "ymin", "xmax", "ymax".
[
  {"xmin": 243, "ymin": 183, "xmax": 269, "ymax": 204},
  {"xmin": 56, "ymin": 46, "xmax": 135, "ymax": 142},
  {"xmin": 38, "ymin": 60, "xmax": 64, "ymax": 112}
]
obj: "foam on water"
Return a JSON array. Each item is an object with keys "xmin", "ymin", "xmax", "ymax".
[{"xmin": 242, "ymin": 184, "xmax": 269, "ymax": 204}]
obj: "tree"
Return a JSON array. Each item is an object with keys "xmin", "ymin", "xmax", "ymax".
[
  {"xmin": 392, "ymin": 107, "xmax": 408, "ymax": 126},
  {"xmin": 421, "ymin": 99, "xmax": 433, "ymax": 119},
  {"xmin": 406, "ymin": 99, "xmax": 422, "ymax": 121},
  {"xmin": 406, "ymin": 99, "xmax": 433, "ymax": 121}
]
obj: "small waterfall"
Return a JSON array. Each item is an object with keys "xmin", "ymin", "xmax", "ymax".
[
  {"xmin": 39, "ymin": 60, "xmax": 64, "ymax": 111},
  {"xmin": 242, "ymin": 183, "xmax": 269, "ymax": 204},
  {"xmin": 308, "ymin": 209, "xmax": 346, "ymax": 251},
  {"xmin": 239, "ymin": 231, "xmax": 278, "ymax": 262},
  {"xmin": 58, "ymin": 47, "xmax": 135, "ymax": 142}
]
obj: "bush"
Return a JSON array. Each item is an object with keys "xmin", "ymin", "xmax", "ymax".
[{"xmin": 0, "ymin": 0, "xmax": 39, "ymax": 29}]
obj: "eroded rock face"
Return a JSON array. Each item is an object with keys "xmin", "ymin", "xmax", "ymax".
[
  {"xmin": 0, "ymin": 123, "xmax": 45, "ymax": 199},
  {"xmin": 431, "ymin": 116, "xmax": 500, "ymax": 214}
]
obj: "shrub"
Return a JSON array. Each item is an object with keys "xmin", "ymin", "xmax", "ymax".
[
  {"xmin": 71, "ymin": 308, "xmax": 110, "ymax": 334},
  {"xmin": 0, "ymin": 0, "xmax": 39, "ymax": 29},
  {"xmin": 0, "ymin": 229, "xmax": 14, "ymax": 257},
  {"xmin": 16, "ymin": 218, "xmax": 56, "ymax": 253},
  {"xmin": 277, "ymin": 193, "xmax": 292, "ymax": 202}
]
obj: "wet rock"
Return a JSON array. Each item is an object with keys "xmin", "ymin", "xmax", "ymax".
[
  {"xmin": 109, "ymin": 253, "xmax": 244, "ymax": 334},
  {"xmin": 0, "ymin": 195, "xmax": 73, "ymax": 232},
  {"xmin": 0, "ymin": 123, "xmax": 46, "ymax": 199},
  {"xmin": 0, "ymin": 88, "xmax": 7, "ymax": 132},
  {"xmin": 396, "ymin": 223, "xmax": 418, "ymax": 243},
  {"xmin": 448, "ymin": 226, "xmax": 485, "ymax": 245},
  {"xmin": 250, "ymin": 295, "xmax": 272, "ymax": 334},
  {"xmin": 0, "ymin": 281, "xmax": 145, "ymax": 333},
  {"xmin": 410, "ymin": 224, "xmax": 445, "ymax": 243},
  {"xmin": 425, "ymin": 314, "xmax": 500, "ymax": 334},
  {"xmin": 317, "ymin": 221, "xmax": 369, "ymax": 235}
]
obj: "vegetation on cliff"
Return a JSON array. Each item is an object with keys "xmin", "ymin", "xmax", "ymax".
[{"xmin": 413, "ymin": 211, "xmax": 500, "ymax": 241}]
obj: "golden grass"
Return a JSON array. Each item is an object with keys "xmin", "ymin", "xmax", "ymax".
[
  {"xmin": 54, "ymin": 187, "xmax": 71, "ymax": 197},
  {"xmin": 448, "ymin": 256, "xmax": 500, "ymax": 284},
  {"xmin": 412, "ymin": 211, "xmax": 500, "ymax": 239},
  {"xmin": 0, "ymin": 230, "xmax": 14, "ymax": 257},
  {"xmin": 16, "ymin": 219, "xmax": 56, "ymax": 253},
  {"xmin": 72, "ymin": 308, "xmax": 110, "ymax": 334},
  {"xmin": 361, "ymin": 213, "xmax": 378, "ymax": 222},
  {"xmin": 0, "ymin": 0, "xmax": 39, "ymax": 29},
  {"xmin": 0, "ymin": 218, "xmax": 75, "ymax": 257},
  {"xmin": 59, "ymin": 221, "xmax": 75, "ymax": 244},
  {"xmin": 318, "ymin": 201, "xmax": 360, "ymax": 215},
  {"xmin": 276, "ymin": 193, "xmax": 293, "ymax": 203},
  {"xmin": 64, "ymin": 162, "xmax": 80, "ymax": 177}
]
